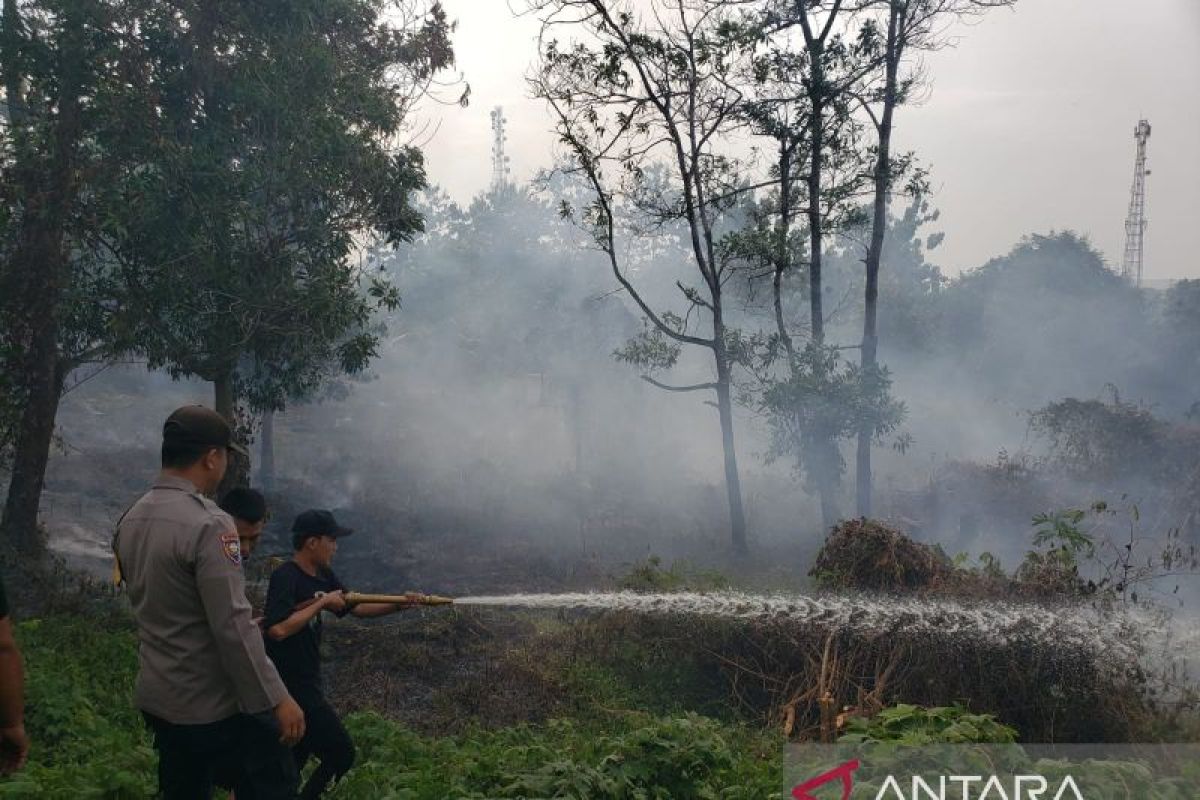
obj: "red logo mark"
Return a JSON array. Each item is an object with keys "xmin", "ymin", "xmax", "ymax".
[{"xmin": 791, "ymin": 759, "xmax": 861, "ymax": 800}]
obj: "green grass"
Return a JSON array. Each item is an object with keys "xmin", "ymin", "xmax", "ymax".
[
  {"xmin": 2, "ymin": 613, "xmax": 784, "ymax": 799},
  {"xmin": 1, "ymin": 616, "xmax": 155, "ymax": 798},
  {"xmin": 337, "ymin": 712, "xmax": 782, "ymax": 799}
]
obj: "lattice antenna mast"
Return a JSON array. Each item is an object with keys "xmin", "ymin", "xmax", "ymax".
[
  {"xmin": 1121, "ymin": 119, "xmax": 1151, "ymax": 287},
  {"xmin": 490, "ymin": 106, "xmax": 512, "ymax": 193}
]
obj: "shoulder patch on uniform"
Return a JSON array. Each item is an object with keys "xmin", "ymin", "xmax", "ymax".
[{"xmin": 219, "ymin": 530, "xmax": 242, "ymax": 565}]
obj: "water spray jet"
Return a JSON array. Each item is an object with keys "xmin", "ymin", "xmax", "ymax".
[{"xmin": 452, "ymin": 590, "xmax": 1158, "ymax": 670}]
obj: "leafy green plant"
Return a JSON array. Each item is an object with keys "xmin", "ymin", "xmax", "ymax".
[
  {"xmin": 337, "ymin": 712, "xmax": 782, "ymax": 799},
  {"xmin": 618, "ymin": 556, "xmax": 684, "ymax": 592},
  {"xmin": 1031, "ymin": 508, "xmax": 1094, "ymax": 559},
  {"xmin": 839, "ymin": 704, "xmax": 1018, "ymax": 745},
  {"xmin": 3, "ymin": 617, "xmax": 155, "ymax": 798},
  {"xmin": 1019, "ymin": 502, "xmax": 1199, "ymax": 604},
  {"xmin": 1013, "ymin": 507, "xmax": 1096, "ymax": 597}
]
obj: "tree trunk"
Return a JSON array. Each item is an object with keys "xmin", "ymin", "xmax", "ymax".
[
  {"xmin": 0, "ymin": 343, "xmax": 65, "ymax": 554},
  {"xmin": 714, "ymin": 346, "xmax": 748, "ymax": 555},
  {"xmin": 2, "ymin": 0, "xmax": 25, "ymax": 129},
  {"xmin": 258, "ymin": 408, "xmax": 275, "ymax": 491},
  {"xmin": 805, "ymin": 57, "xmax": 843, "ymax": 527},
  {"xmin": 773, "ymin": 142, "xmax": 797, "ymax": 358},
  {"xmin": 213, "ymin": 370, "xmax": 235, "ymax": 420},
  {"xmin": 213, "ymin": 370, "xmax": 249, "ymax": 496},
  {"xmin": 855, "ymin": 6, "xmax": 902, "ymax": 519},
  {"xmin": 0, "ymin": 3, "xmax": 84, "ymax": 554},
  {"xmin": 815, "ymin": 439, "xmax": 841, "ymax": 530},
  {"xmin": 806, "ymin": 87, "xmax": 826, "ymax": 346},
  {"xmin": 854, "ymin": 345, "xmax": 883, "ymax": 520}
]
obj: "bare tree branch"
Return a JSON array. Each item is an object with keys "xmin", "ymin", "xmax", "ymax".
[{"xmin": 642, "ymin": 375, "xmax": 719, "ymax": 393}]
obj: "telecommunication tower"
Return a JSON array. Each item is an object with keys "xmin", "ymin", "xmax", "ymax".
[
  {"xmin": 490, "ymin": 106, "xmax": 512, "ymax": 192},
  {"xmin": 1120, "ymin": 119, "xmax": 1151, "ymax": 287}
]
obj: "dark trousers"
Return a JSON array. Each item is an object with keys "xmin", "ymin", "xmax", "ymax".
[
  {"xmin": 289, "ymin": 685, "xmax": 355, "ymax": 800},
  {"xmin": 143, "ymin": 711, "xmax": 299, "ymax": 800}
]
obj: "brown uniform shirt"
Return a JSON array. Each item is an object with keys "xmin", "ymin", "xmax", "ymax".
[{"xmin": 115, "ymin": 474, "xmax": 287, "ymax": 724}]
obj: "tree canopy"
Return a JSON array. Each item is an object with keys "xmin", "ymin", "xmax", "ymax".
[
  {"xmin": 102, "ymin": 0, "xmax": 456, "ymax": 418},
  {"xmin": 0, "ymin": 0, "xmax": 457, "ymax": 546}
]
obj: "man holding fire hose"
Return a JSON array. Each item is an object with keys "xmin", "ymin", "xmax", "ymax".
[{"xmin": 263, "ymin": 510, "xmax": 416, "ymax": 799}]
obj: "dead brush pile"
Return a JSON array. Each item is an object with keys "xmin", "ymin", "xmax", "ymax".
[
  {"xmin": 809, "ymin": 518, "xmax": 1085, "ymax": 600},
  {"xmin": 809, "ymin": 518, "xmax": 955, "ymax": 593}
]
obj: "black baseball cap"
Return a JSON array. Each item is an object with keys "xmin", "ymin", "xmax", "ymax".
[
  {"xmin": 163, "ymin": 405, "xmax": 248, "ymax": 457},
  {"xmin": 291, "ymin": 509, "xmax": 354, "ymax": 548}
]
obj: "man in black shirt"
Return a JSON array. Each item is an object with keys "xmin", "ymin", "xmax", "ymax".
[{"xmin": 262, "ymin": 510, "xmax": 410, "ymax": 799}]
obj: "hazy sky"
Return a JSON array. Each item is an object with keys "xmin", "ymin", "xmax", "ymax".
[{"xmin": 421, "ymin": 0, "xmax": 1200, "ymax": 279}]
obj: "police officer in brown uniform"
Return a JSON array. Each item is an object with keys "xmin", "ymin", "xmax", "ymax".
[{"xmin": 114, "ymin": 406, "xmax": 305, "ymax": 800}]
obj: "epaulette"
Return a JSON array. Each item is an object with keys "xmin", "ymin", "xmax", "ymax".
[{"xmin": 189, "ymin": 491, "xmax": 225, "ymax": 517}]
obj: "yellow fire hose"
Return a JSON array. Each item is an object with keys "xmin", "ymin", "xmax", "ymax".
[
  {"xmin": 302, "ymin": 591, "xmax": 454, "ymax": 611},
  {"xmin": 344, "ymin": 591, "xmax": 454, "ymax": 607}
]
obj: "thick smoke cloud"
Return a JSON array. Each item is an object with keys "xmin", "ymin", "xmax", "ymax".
[{"xmin": 38, "ymin": 180, "xmax": 1200, "ymax": 600}]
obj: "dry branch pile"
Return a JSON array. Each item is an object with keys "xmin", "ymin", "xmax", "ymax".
[{"xmin": 809, "ymin": 518, "xmax": 954, "ymax": 592}]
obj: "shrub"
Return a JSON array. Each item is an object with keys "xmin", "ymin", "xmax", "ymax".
[{"xmin": 617, "ymin": 555, "xmax": 730, "ymax": 593}]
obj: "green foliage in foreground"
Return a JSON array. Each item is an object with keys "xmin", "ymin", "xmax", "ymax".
[
  {"xmin": 839, "ymin": 704, "xmax": 1019, "ymax": 745},
  {"xmin": 2, "ymin": 615, "xmax": 783, "ymax": 799},
  {"xmin": 1, "ymin": 618, "xmax": 155, "ymax": 798},
  {"xmin": 7, "ymin": 614, "xmax": 1192, "ymax": 799},
  {"xmin": 336, "ymin": 713, "xmax": 780, "ymax": 799}
]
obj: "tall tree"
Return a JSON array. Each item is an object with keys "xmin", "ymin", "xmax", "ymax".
[
  {"xmin": 854, "ymin": 0, "xmax": 903, "ymax": 518},
  {"xmin": 733, "ymin": 0, "xmax": 879, "ymax": 527},
  {"xmin": 852, "ymin": 0, "xmax": 1013, "ymax": 517},
  {"xmin": 791, "ymin": 0, "xmax": 847, "ymax": 348},
  {"xmin": 0, "ymin": 0, "xmax": 139, "ymax": 552},
  {"xmin": 531, "ymin": 0, "xmax": 753, "ymax": 553}
]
